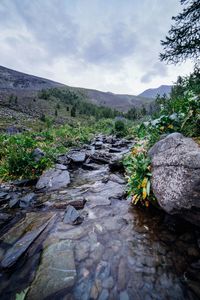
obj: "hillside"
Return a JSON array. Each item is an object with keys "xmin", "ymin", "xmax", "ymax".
[
  {"xmin": 0, "ymin": 65, "xmax": 152, "ymax": 113},
  {"xmin": 138, "ymin": 85, "xmax": 172, "ymax": 98}
]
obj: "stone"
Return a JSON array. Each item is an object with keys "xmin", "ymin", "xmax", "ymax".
[
  {"xmin": 9, "ymin": 194, "xmax": 20, "ymax": 208},
  {"xmin": 120, "ymin": 291, "xmax": 130, "ymax": 300},
  {"xmin": 95, "ymin": 141, "xmax": 103, "ymax": 149},
  {"xmin": 55, "ymin": 163, "xmax": 68, "ymax": 170},
  {"xmin": 0, "ymin": 192, "xmax": 8, "ymax": 199},
  {"xmin": 19, "ymin": 192, "xmax": 37, "ymax": 208},
  {"xmin": 67, "ymin": 149, "xmax": 86, "ymax": 163},
  {"xmin": 27, "ymin": 241, "xmax": 76, "ymax": 300},
  {"xmin": 56, "ymin": 154, "xmax": 70, "ymax": 165},
  {"xmin": 36, "ymin": 166, "xmax": 70, "ymax": 191},
  {"xmin": 148, "ymin": 133, "xmax": 200, "ymax": 226},
  {"xmin": 1, "ymin": 214, "xmax": 55, "ymax": 268},
  {"xmin": 33, "ymin": 147, "xmax": 45, "ymax": 162},
  {"xmin": 63, "ymin": 205, "xmax": 83, "ymax": 225}
]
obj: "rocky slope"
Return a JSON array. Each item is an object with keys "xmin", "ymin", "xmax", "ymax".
[
  {"xmin": 0, "ymin": 65, "xmax": 152, "ymax": 113},
  {"xmin": 139, "ymin": 85, "xmax": 172, "ymax": 98}
]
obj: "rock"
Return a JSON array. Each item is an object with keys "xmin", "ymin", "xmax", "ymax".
[
  {"xmin": 1, "ymin": 214, "xmax": 55, "ymax": 268},
  {"xmin": 56, "ymin": 154, "xmax": 70, "ymax": 165},
  {"xmin": 27, "ymin": 241, "xmax": 76, "ymax": 299},
  {"xmin": 55, "ymin": 163, "xmax": 67, "ymax": 170},
  {"xmin": 109, "ymin": 156, "xmax": 124, "ymax": 172},
  {"xmin": 67, "ymin": 149, "xmax": 86, "ymax": 163},
  {"xmin": 36, "ymin": 166, "xmax": 70, "ymax": 191},
  {"xmin": 63, "ymin": 205, "xmax": 83, "ymax": 225},
  {"xmin": 12, "ymin": 178, "xmax": 38, "ymax": 187},
  {"xmin": 19, "ymin": 192, "xmax": 37, "ymax": 208},
  {"xmin": 0, "ymin": 192, "xmax": 8, "ymax": 199},
  {"xmin": 149, "ymin": 133, "xmax": 200, "ymax": 226},
  {"xmin": 95, "ymin": 141, "xmax": 103, "ymax": 149},
  {"xmin": 90, "ymin": 152, "xmax": 112, "ymax": 164},
  {"xmin": 53, "ymin": 199, "xmax": 86, "ymax": 210},
  {"xmin": 33, "ymin": 147, "xmax": 45, "ymax": 162},
  {"xmin": 9, "ymin": 194, "xmax": 20, "ymax": 208}
]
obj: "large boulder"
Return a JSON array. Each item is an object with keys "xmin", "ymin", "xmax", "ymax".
[
  {"xmin": 149, "ymin": 133, "xmax": 200, "ymax": 226},
  {"xmin": 36, "ymin": 164, "xmax": 70, "ymax": 191}
]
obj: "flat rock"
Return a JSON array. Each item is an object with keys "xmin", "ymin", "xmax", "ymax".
[
  {"xmin": 67, "ymin": 149, "xmax": 86, "ymax": 163},
  {"xmin": 19, "ymin": 192, "xmax": 37, "ymax": 208},
  {"xmin": 36, "ymin": 166, "xmax": 70, "ymax": 191},
  {"xmin": 27, "ymin": 240, "xmax": 76, "ymax": 299},
  {"xmin": 1, "ymin": 214, "xmax": 55, "ymax": 268}
]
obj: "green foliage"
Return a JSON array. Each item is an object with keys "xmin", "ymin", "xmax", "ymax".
[
  {"xmin": 0, "ymin": 119, "xmax": 121, "ymax": 180},
  {"xmin": 124, "ymin": 142, "xmax": 155, "ymax": 207},
  {"xmin": 160, "ymin": 0, "xmax": 200, "ymax": 63},
  {"xmin": 114, "ymin": 119, "xmax": 127, "ymax": 137}
]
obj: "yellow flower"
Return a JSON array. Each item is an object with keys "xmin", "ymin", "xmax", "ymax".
[
  {"xmin": 145, "ymin": 200, "xmax": 149, "ymax": 208},
  {"xmin": 160, "ymin": 126, "xmax": 165, "ymax": 131},
  {"xmin": 142, "ymin": 188, "xmax": 147, "ymax": 200},
  {"xmin": 141, "ymin": 177, "xmax": 148, "ymax": 188},
  {"xmin": 168, "ymin": 124, "xmax": 174, "ymax": 129}
]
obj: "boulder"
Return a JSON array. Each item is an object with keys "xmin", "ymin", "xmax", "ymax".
[
  {"xmin": 19, "ymin": 192, "xmax": 37, "ymax": 208},
  {"xmin": 67, "ymin": 149, "xmax": 86, "ymax": 163},
  {"xmin": 149, "ymin": 133, "xmax": 200, "ymax": 226},
  {"xmin": 36, "ymin": 165, "xmax": 70, "ymax": 191}
]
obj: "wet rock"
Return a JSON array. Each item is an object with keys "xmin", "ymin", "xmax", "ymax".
[
  {"xmin": 57, "ymin": 226, "xmax": 85, "ymax": 239},
  {"xmin": 149, "ymin": 133, "xmax": 200, "ymax": 226},
  {"xmin": 1, "ymin": 214, "xmax": 55, "ymax": 268},
  {"xmin": 12, "ymin": 178, "xmax": 38, "ymax": 187},
  {"xmin": 56, "ymin": 154, "xmax": 70, "ymax": 165},
  {"xmin": 75, "ymin": 240, "xmax": 90, "ymax": 261},
  {"xmin": 82, "ymin": 163, "xmax": 100, "ymax": 171},
  {"xmin": 9, "ymin": 194, "xmax": 20, "ymax": 208},
  {"xmin": 118, "ymin": 258, "xmax": 127, "ymax": 290},
  {"xmin": 67, "ymin": 149, "xmax": 86, "ymax": 163},
  {"xmin": 0, "ymin": 192, "xmax": 8, "ymax": 199},
  {"xmin": 36, "ymin": 166, "xmax": 70, "ymax": 191},
  {"xmin": 19, "ymin": 192, "xmax": 37, "ymax": 208},
  {"xmin": 90, "ymin": 152, "xmax": 112, "ymax": 164},
  {"xmin": 55, "ymin": 163, "xmax": 68, "ymax": 170},
  {"xmin": 27, "ymin": 240, "xmax": 76, "ymax": 300},
  {"xmin": 63, "ymin": 205, "xmax": 83, "ymax": 225},
  {"xmin": 33, "ymin": 147, "xmax": 45, "ymax": 162},
  {"xmin": 109, "ymin": 147, "xmax": 122, "ymax": 153},
  {"xmin": 98, "ymin": 289, "xmax": 109, "ymax": 300},
  {"xmin": 95, "ymin": 141, "xmax": 103, "ymax": 149},
  {"xmin": 109, "ymin": 157, "xmax": 124, "ymax": 172},
  {"xmin": 0, "ymin": 213, "xmax": 12, "ymax": 225},
  {"xmin": 102, "ymin": 276, "xmax": 114, "ymax": 289},
  {"xmin": 52, "ymin": 199, "xmax": 86, "ymax": 210},
  {"xmin": 120, "ymin": 291, "xmax": 130, "ymax": 300},
  {"xmin": 109, "ymin": 174, "xmax": 125, "ymax": 184}
]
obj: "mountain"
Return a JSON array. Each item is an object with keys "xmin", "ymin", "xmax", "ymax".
[
  {"xmin": 0, "ymin": 65, "xmax": 63, "ymax": 90},
  {"xmin": 0, "ymin": 65, "xmax": 152, "ymax": 113},
  {"xmin": 138, "ymin": 85, "xmax": 172, "ymax": 98}
]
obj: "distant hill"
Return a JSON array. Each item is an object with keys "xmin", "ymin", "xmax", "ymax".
[
  {"xmin": 138, "ymin": 85, "xmax": 172, "ymax": 98},
  {"xmin": 0, "ymin": 65, "xmax": 152, "ymax": 113}
]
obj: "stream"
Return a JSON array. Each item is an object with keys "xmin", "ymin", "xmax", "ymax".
[{"xmin": 0, "ymin": 135, "xmax": 200, "ymax": 300}]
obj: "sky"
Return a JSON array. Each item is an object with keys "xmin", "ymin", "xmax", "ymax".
[{"xmin": 0, "ymin": 0, "xmax": 194, "ymax": 95}]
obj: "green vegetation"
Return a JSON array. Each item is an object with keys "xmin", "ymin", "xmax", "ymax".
[
  {"xmin": 124, "ymin": 67, "xmax": 200, "ymax": 207},
  {"xmin": 0, "ymin": 119, "xmax": 129, "ymax": 181},
  {"xmin": 160, "ymin": 0, "xmax": 200, "ymax": 63}
]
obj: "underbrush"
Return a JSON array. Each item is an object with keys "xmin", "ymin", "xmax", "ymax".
[{"xmin": 0, "ymin": 119, "xmax": 131, "ymax": 181}]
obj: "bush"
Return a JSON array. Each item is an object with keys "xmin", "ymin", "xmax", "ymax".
[{"xmin": 114, "ymin": 119, "xmax": 127, "ymax": 137}]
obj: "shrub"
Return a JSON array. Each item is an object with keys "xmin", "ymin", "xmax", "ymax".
[{"xmin": 114, "ymin": 119, "xmax": 127, "ymax": 137}]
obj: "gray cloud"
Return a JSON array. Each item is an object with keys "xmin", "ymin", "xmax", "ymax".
[
  {"xmin": 0, "ymin": 0, "xmax": 188, "ymax": 94},
  {"xmin": 141, "ymin": 62, "xmax": 168, "ymax": 83}
]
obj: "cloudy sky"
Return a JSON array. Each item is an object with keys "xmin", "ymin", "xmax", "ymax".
[{"xmin": 0, "ymin": 0, "xmax": 194, "ymax": 95}]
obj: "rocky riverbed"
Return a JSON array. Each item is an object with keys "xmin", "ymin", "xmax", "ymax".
[{"xmin": 0, "ymin": 135, "xmax": 200, "ymax": 300}]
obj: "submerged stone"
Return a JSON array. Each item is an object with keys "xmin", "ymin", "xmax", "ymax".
[{"xmin": 27, "ymin": 241, "xmax": 76, "ymax": 299}]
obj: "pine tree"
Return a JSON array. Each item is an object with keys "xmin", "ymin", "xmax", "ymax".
[{"xmin": 160, "ymin": 0, "xmax": 200, "ymax": 63}]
